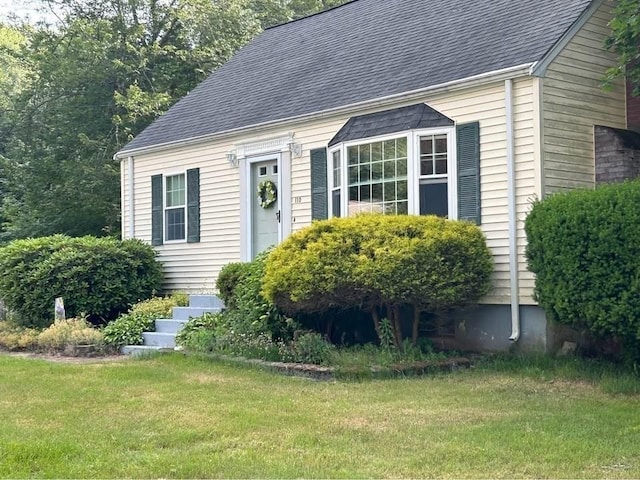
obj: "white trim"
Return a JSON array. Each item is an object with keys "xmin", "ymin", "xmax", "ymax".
[
  {"xmin": 241, "ymin": 153, "xmax": 283, "ymax": 261},
  {"xmin": 127, "ymin": 156, "xmax": 135, "ymax": 239},
  {"xmin": 235, "ymin": 133, "xmax": 295, "ymax": 159},
  {"xmin": 530, "ymin": 0, "xmax": 605, "ymax": 77},
  {"xmin": 120, "ymin": 158, "xmax": 126, "ymax": 240},
  {"xmin": 505, "ymin": 79, "xmax": 521, "ymax": 343},
  {"xmin": 328, "ymin": 126, "xmax": 456, "ymax": 218},
  {"xmin": 114, "ymin": 64, "xmax": 534, "ymax": 159}
]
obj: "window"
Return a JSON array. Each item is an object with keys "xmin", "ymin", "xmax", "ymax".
[
  {"xmin": 329, "ymin": 129, "xmax": 454, "ymax": 218},
  {"xmin": 165, "ymin": 173, "xmax": 186, "ymax": 241},
  {"xmin": 419, "ymin": 134, "xmax": 449, "ymax": 217}
]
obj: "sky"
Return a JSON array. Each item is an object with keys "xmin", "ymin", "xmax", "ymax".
[{"xmin": 0, "ymin": 0, "xmax": 59, "ymax": 24}]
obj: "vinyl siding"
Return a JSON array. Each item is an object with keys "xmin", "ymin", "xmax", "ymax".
[
  {"xmin": 543, "ymin": 0, "xmax": 626, "ymax": 194},
  {"xmin": 124, "ymin": 80, "xmax": 539, "ymax": 302}
]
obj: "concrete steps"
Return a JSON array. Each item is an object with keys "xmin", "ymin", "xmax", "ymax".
[{"xmin": 121, "ymin": 294, "xmax": 222, "ymax": 355}]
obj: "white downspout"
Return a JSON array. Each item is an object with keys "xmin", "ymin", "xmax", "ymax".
[
  {"xmin": 128, "ymin": 156, "xmax": 135, "ymax": 239},
  {"xmin": 505, "ymin": 79, "xmax": 520, "ymax": 342}
]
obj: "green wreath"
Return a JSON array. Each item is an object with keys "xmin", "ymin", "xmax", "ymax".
[{"xmin": 257, "ymin": 180, "xmax": 278, "ymax": 209}]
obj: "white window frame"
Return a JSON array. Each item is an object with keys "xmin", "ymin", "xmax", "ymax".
[
  {"xmin": 328, "ymin": 127, "xmax": 457, "ymax": 218},
  {"xmin": 163, "ymin": 171, "xmax": 187, "ymax": 243}
]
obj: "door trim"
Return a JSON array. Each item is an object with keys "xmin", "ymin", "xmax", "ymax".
[{"xmin": 241, "ymin": 152, "xmax": 290, "ymax": 261}]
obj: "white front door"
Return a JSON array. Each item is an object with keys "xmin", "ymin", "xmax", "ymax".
[{"xmin": 251, "ymin": 159, "xmax": 280, "ymax": 257}]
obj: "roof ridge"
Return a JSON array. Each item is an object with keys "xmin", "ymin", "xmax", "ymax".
[{"xmin": 264, "ymin": 0, "xmax": 360, "ymax": 31}]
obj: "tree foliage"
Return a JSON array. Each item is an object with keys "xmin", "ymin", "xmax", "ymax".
[
  {"xmin": 0, "ymin": 0, "xmax": 348, "ymax": 242},
  {"xmin": 605, "ymin": 0, "xmax": 640, "ymax": 95}
]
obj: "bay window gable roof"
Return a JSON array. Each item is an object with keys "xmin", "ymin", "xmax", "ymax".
[
  {"xmin": 328, "ymin": 104, "xmax": 454, "ymax": 147},
  {"xmin": 118, "ymin": 0, "xmax": 595, "ymax": 155}
]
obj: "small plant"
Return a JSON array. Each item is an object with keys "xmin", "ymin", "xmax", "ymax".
[
  {"xmin": 176, "ymin": 312, "xmax": 221, "ymax": 348},
  {"xmin": 103, "ymin": 293, "xmax": 188, "ymax": 347},
  {"xmin": 0, "ymin": 321, "xmax": 40, "ymax": 351},
  {"xmin": 37, "ymin": 317, "xmax": 104, "ymax": 354},
  {"xmin": 288, "ymin": 331, "xmax": 335, "ymax": 365}
]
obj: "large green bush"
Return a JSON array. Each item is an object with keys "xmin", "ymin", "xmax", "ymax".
[
  {"xmin": 0, "ymin": 235, "xmax": 163, "ymax": 328},
  {"xmin": 525, "ymin": 181, "xmax": 640, "ymax": 358},
  {"xmin": 263, "ymin": 214, "xmax": 493, "ymax": 348}
]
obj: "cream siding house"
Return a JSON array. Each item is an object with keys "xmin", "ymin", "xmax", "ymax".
[{"xmin": 115, "ymin": 0, "xmax": 630, "ymax": 351}]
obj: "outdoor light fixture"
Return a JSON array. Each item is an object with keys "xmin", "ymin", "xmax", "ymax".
[{"xmin": 226, "ymin": 151, "xmax": 239, "ymax": 167}]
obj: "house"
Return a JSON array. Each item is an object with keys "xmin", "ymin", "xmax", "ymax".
[{"xmin": 114, "ymin": 0, "xmax": 636, "ymax": 352}]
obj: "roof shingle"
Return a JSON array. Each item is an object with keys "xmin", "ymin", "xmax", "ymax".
[{"xmin": 120, "ymin": 0, "xmax": 593, "ymax": 153}]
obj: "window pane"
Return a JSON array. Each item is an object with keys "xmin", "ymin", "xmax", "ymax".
[
  {"xmin": 435, "ymin": 155, "xmax": 447, "ymax": 175},
  {"xmin": 421, "ymin": 138, "xmax": 433, "ymax": 155},
  {"xmin": 397, "ymin": 201, "xmax": 409, "ymax": 215},
  {"xmin": 397, "ymin": 158, "xmax": 407, "ymax": 177},
  {"xmin": 397, "ymin": 180, "xmax": 408, "ymax": 201},
  {"xmin": 372, "ymin": 183, "xmax": 383, "ymax": 202},
  {"xmin": 359, "ymin": 143, "xmax": 371, "ymax": 164},
  {"xmin": 371, "ymin": 142, "xmax": 382, "ymax": 162},
  {"xmin": 421, "ymin": 160, "xmax": 434, "ymax": 176},
  {"xmin": 349, "ymin": 166, "xmax": 358, "ymax": 184},
  {"xmin": 435, "ymin": 135, "xmax": 447, "ymax": 153},
  {"xmin": 384, "ymin": 181, "xmax": 396, "ymax": 202},
  {"xmin": 348, "ymin": 146, "xmax": 358, "ymax": 165},
  {"xmin": 332, "ymin": 190, "xmax": 341, "ymax": 218},
  {"xmin": 383, "ymin": 140, "xmax": 396, "ymax": 160},
  {"xmin": 166, "ymin": 207, "xmax": 185, "ymax": 241},
  {"xmin": 360, "ymin": 184, "xmax": 371, "ymax": 202},
  {"xmin": 371, "ymin": 161, "xmax": 383, "ymax": 181},
  {"xmin": 349, "ymin": 186, "xmax": 358, "ymax": 202},
  {"xmin": 359, "ymin": 164, "xmax": 371, "ymax": 183},
  {"xmin": 383, "ymin": 160, "xmax": 395, "ymax": 180},
  {"xmin": 397, "ymin": 137, "xmax": 407, "ymax": 157},
  {"xmin": 419, "ymin": 182, "xmax": 448, "ymax": 217},
  {"xmin": 166, "ymin": 174, "xmax": 185, "ymax": 208}
]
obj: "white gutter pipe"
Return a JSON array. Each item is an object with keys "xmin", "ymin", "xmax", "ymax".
[
  {"xmin": 127, "ymin": 156, "xmax": 135, "ymax": 239},
  {"xmin": 505, "ymin": 79, "xmax": 520, "ymax": 342}
]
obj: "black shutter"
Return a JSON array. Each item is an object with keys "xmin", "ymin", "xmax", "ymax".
[
  {"xmin": 187, "ymin": 168, "xmax": 200, "ymax": 243},
  {"xmin": 457, "ymin": 122, "xmax": 481, "ymax": 224},
  {"xmin": 310, "ymin": 148, "xmax": 328, "ymax": 221},
  {"xmin": 151, "ymin": 174, "xmax": 163, "ymax": 246}
]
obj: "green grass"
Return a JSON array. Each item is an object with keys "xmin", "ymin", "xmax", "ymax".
[{"xmin": 0, "ymin": 353, "xmax": 639, "ymax": 478}]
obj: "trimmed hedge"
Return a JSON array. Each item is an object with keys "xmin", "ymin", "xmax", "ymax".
[
  {"xmin": 0, "ymin": 235, "xmax": 163, "ymax": 328},
  {"xmin": 263, "ymin": 214, "xmax": 493, "ymax": 347},
  {"xmin": 525, "ymin": 181, "xmax": 640, "ymax": 352}
]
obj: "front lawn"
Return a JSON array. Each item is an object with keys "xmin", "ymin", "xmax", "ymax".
[{"xmin": 0, "ymin": 353, "xmax": 638, "ymax": 478}]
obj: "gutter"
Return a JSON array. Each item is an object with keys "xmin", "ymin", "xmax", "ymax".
[
  {"xmin": 128, "ymin": 156, "xmax": 135, "ymax": 239},
  {"xmin": 505, "ymin": 79, "xmax": 520, "ymax": 342},
  {"xmin": 113, "ymin": 63, "xmax": 535, "ymax": 160}
]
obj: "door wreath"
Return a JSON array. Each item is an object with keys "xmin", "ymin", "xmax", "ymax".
[{"xmin": 257, "ymin": 180, "xmax": 278, "ymax": 208}]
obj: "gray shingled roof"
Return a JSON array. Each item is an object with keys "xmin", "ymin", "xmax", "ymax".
[
  {"xmin": 120, "ymin": 0, "xmax": 594, "ymax": 154},
  {"xmin": 328, "ymin": 103, "xmax": 454, "ymax": 147}
]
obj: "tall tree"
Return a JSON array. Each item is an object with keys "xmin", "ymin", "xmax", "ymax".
[
  {"xmin": 0, "ymin": 0, "xmax": 349, "ymax": 242},
  {"xmin": 605, "ymin": 0, "xmax": 640, "ymax": 94},
  {"xmin": 1, "ymin": 0, "xmax": 260, "ymax": 240}
]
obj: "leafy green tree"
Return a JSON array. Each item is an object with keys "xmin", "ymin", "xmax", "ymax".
[{"xmin": 605, "ymin": 0, "xmax": 640, "ymax": 94}]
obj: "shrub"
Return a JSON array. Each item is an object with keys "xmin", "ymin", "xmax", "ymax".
[
  {"xmin": 0, "ymin": 322, "xmax": 40, "ymax": 351},
  {"xmin": 103, "ymin": 293, "xmax": 188, "ymax": 347},
  {"xmin": 175, "ymin": 311, "xmax": 221, "ymax": 348},
  {"xmin": 216, "ymin": 262, "xmax": 251, "ymax": 310},
  {"xmin": 222, "ymin": 251, "xmax": 296, "ymax": 342},
  {"xmin": 37, "ymin": 317, "xmax": 104, "ymax": 353},
  {"xmin": 0, "ymin": 235, "xmax": 163, "ymax": 328},
  {"xmin": 525, "ymin": 181, "xmax": 640, "ymax": 362},
  {"xmin": 288, "ymin": 331, "xmax": 335, "ymax": 365},
  {"xmin": 263, "ymin": 214, "xmax": 493, "ymax": 348}
]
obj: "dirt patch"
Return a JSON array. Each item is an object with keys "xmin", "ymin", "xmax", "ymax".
[{"xmin": 0, "ymin": 350, "xmax": 130, "ymax": 364}]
